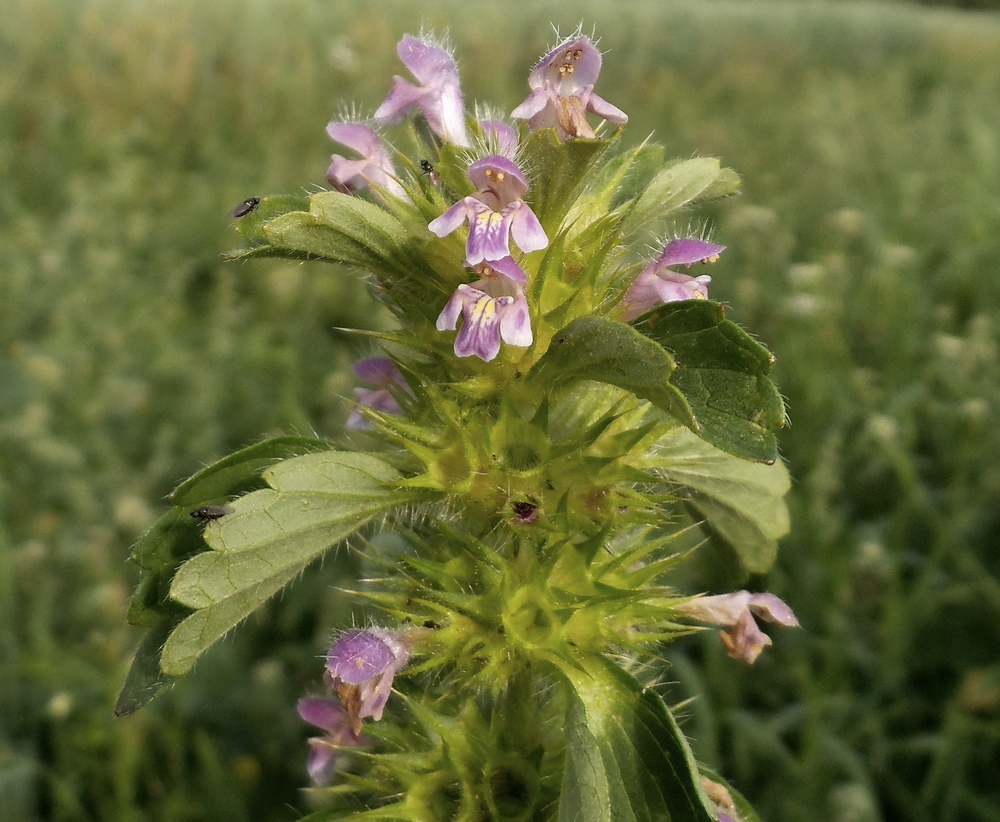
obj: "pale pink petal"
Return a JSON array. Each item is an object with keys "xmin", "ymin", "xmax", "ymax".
[
  {"xmin": 428, "ymin": 198, "xmax": 475, "ymax": 238},
  {"xmin": 479, "ymin": 119, "xmax": 519, "ymax": 157},
  {"xmin": 526, "ymin": 35, "xmax": 603, "ymax": 94},
  {"xmin": 510, "ymin": 87, "xmax": 549, "ymax": 121},
  {"xmin": 499, "ymin": 294, "xmax": 532, "ymax": 348},
  {"xmin": 468, "ymin": 156, "xmax": 529, "ymax": 203},
  {"xmin": 436, "ymin": 287, "xmax": 466, "ymax": 331},
  {"xmin": 373, "ymin": 77, "xmax": 428, "ymax": 124},
  {"xmin": 749, "ymin": 593, "xmax": 800, "ymax": 627},
  {"xmin": 586, "ymin": 91, "xmax": 628, "ymax": 124},
  {"xmin": 488, "ymin": 255, "xmax": 528, "ymax": 285},
  {"xmin": 467, "ymin": 209, "xmax": 514, "ymax": 264},
  {"xmin": 508, "ymin": 202, "xmax": 548, "ymax": 253}
]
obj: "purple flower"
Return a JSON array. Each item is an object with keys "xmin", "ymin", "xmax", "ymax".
[
  {"xmin": 511, "ymin": 34, "xmax": 627, "ymax": 140},
  {"xmin": 373, "ymin": 34, "xmax": 470, "ymax": 147},
  {"xmin": 325, "ymin": 122, "xmax": 406, "ymax": 200},
  {"xmin": 679, "ymin": 591, "xmax": 799, "ymax": 665},
  {"xmin": 346, "ymin": 357, "xmax": 411, "ymax": 430},
  {"xmin": 325, "ymin": 628, "xmax": 410, "ymax": 734},
  {"xmin": 436, "ymin": 260, "xmax": 532, "ymax": 361},
  {"xmin": 296, "ymin": 696, "xmax": 365, "ymax": 786},
  {"xmin": 428, "ymin": 155, "xmax": 547, "ymax": 267},
  {"xmin": 479, "ymin": 118, "xmax": 519, "ymax": 158},
  {"xmin": 618, "ymin": 238, "xmax": 725, "ymax": 321}
]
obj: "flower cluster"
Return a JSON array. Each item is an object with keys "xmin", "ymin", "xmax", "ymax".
[{"xmin": 323, "ymin": 33, "xmax": 645, "ymax": 362}]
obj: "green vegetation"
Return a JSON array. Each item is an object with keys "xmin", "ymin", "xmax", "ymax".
[{"xmin": 2, "ymin": 1, "xmax": 998, "ymax": 820}]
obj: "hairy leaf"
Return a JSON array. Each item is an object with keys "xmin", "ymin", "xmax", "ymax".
[
  {"xmin": 162, "ymin": 452, "xmax": 421, "ymax": 675},
  {"xmin": 620, "ymin": 157, "xmax": 734, "ymax": 239},
  {"xmin": 118, "ymin": 436, "xmax": 330, "ymax": 711},
  {"xmin": 650, "ymin": 426, "xmax": 790, "ymax": 573},
  {"xmin": 532, "ymin": 315, "xmax": 696, "ymax": 430},
  {"xmin": 641, "ymin": 301, "xmax": 785, "ymax": 463},
  {"xmin": 554, "ymin": 654, "xmax": 717, "ymax": 822}
]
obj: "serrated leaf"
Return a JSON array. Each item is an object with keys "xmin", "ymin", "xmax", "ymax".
[
  {"xmin": 641, "ymin": 301, "xmax": 785, "ymax": 463},
  {"xmin": 129, "ymin": 436, "xmax": 329, "ymax": 576},
  {"xmin": 161, "ymin": 561, "xmax": 304, "ymax": 677},
  {"xmin": 525, "ymin": 128, "xmax": 611, "ymax": 233},
  {"xmin": 690, "ymin": 167, "xmax": 741, "ymax": 205},
  {"xmin": 532, "ymin": 315, "xmax": 697, "ymax": 431},
  {"xmin": 162, "ymin": 452, "xmax": 421, "ymax": 675},
  {"xmin": 650, "ymin": 426, "xmax": 790, "ymax": 574},
  {"xmin": 553, "ymin": 654, "xmax": 716, "ymax": 822},
  {"xmin": 119, "ymin": 436, "xmax": 330, "ymax": 709},
  {"xmin": 170, "ymin": 435, "xmax": 331, "ymax": 507},
  {"xmin": 620, "ymin": 157, "xmax": 731, "ymax": 239}
]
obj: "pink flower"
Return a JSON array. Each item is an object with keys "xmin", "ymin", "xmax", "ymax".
[
  {"xmin": 346, "ymin": 357, "xmax": 411, "ymax": 430},
  {"xmin": 436, "ymin": 259, "xmax": 532, "ymax": 361},
  {"xmin": 325, "ymin": 122, "xmax": 406, "ymax": 199},
  {"xmin": 325, "ymin": 628, "xmax": 411, "ymax": 735},
  {"xmin": 618, "ymin": 238, "xmax": 725, "ymax": 321},
  {"xmin": 296, "ymin": 696, "xmax": 365, "ymax": 786},
  {"xmin": 374, "ymin": 35, "xmax": 470, "ymax": 146},
  {"xmin": 428, "ymin": 155, "xmax": 547, "ymax": 267},
  {"xmin": 511, "ymin": 34, "xmax": 627, "ymax": 140},
  {"xmin": 679, "ymin": 590, "xmax": 799, "ymax": 664}
]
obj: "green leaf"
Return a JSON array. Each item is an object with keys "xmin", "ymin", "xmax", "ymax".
[
  {"xmin": 162, "ymin": 452, "xmax": 421, "ymax": 675},
  {"xmin": 650, "ymin": 426, "xmax": 790, "ymax": 574},
  {"xmin": 532, "ymin": 316, "xmax": 696, "ymax": 430},
  {"xmin": 641, "ymin": 301, "xmax": 785, "ymax": 463},
  {"xmin": 119, "ymin": 436, "xmax": 330, "ymax": 710},
  {"xmin": 553, "ymin": 653, "xmax": 716, "ymax": 822},
  {"xmin": 524, "ymin": 128, "xmax": 611, "ymax": 233},
  {"xmin": 130, "ymin": 435, "xmax": 330, "ymax": 574},
  {"xmin": 231, "ymin": 194, "xmax": 310, "ymax": 246},
  {"xmin": 114, "ymin": 621, "xmax": 177, "ymax": 717},
  {"xmin": 620, "ymin": 157, "xmax": 734, "ymax": 240}
]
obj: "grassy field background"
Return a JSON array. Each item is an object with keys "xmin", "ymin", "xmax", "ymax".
[{"xmin": 2, "ymin": 1, "xmax": 999, "ymax": 820}]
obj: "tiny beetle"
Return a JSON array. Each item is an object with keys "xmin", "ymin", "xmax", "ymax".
[
  {"xmin": 190, "ymin": 505, "xmax": 234, "ymax": 521},
  {"xmin": 228, "ymin": 197, "xmax": 260, "ymax": 219}
]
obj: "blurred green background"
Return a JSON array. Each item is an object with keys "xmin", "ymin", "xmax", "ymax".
[{"xmin": 2, "ymin": 0, "xmax": 998, "ymax": 820}]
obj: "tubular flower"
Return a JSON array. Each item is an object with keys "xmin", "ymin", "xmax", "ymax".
[
  {"xmin": 373, "ymin": 34, "xmax": 470, "ymax": 147},
  {"xmin": 618, "ymin": 238, "xmax": 725, "ymax": 321},
  {"xmin": 325, "ymin": 628, "xmax": 410, "ymax": 735},
  {"xmin": 296, "ymin": 696, "xmax": 365, "ymax": 786},
  {"xmin": 511, "ymin": 34, "xmax": 627, "ymax": 139},
  {"xmin": 428, "ymin": 155, "xmax": 547, "ymax": 267},
  {"xmin": 478, "ymin": 118, "xmax": 519, "ymax": 158},
  {"xmin": 437, "ymin": 259, "xmax": 532, "ymax": 362},
  {"xmin": 325, "ymin": 122, "xmax": 406, "ymax": 199},
  {"xmin": 346, "ymin": 357, "xmax": 411, "ymax": 430},
  {"xmin": 678, "ymin": 591, "xmax": 799, "ymax": 665}
]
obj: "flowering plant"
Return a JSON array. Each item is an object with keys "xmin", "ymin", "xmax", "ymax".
[{"xmin": 119, "ymin": 30, "xmax": 796, "ymax": 822}]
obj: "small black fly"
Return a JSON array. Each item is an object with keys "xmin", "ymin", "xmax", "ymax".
[
  {"xmin": 190, "ymin": 505, "xmax": 234, "ymax": 521},
  {"xmin": 228, "ymin": 197, "xmax": 260, "ymax": 219},
  {"xmin": 419, "ymin": 159, "xmax": 438, "ymax": 185}
]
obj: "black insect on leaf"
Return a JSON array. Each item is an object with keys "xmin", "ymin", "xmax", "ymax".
[
  {"xmin": 189, "ymin": 505, "xmax": 234, "ymax": 521},
  {"xmin": 228, "ymin": 197, "xmax": 260, "ymax": 219}
]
